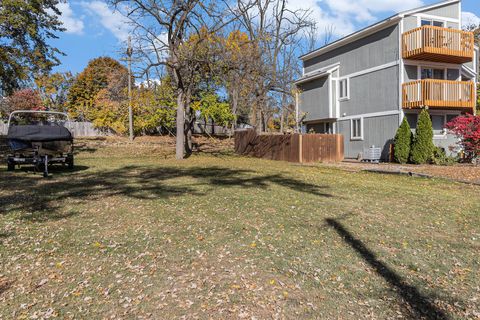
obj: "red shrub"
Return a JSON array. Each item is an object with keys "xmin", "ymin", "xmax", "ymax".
[
  {"xmin": 445, "ymin": 114, "xmax": 480, "ymax": 161},
  {"xmin": 7, "ymin": 89, "xmax": 45, "ymax": 112}
]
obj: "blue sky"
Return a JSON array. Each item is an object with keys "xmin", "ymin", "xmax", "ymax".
[{"xmin": 50, "ymin": 0, "xmax": 480, "ymax": 75}]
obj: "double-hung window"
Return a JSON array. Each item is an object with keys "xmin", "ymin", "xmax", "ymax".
[
  {"xmin": 351, "ymin": 118, "xmax": 363, "ymax": 140},
  {"xmin": 339, "ymin": 78, "xmax": 349, "ymax": 100}
]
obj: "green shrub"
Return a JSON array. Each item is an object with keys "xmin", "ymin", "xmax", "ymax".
[
  {"xmin": 410, "ymin": 109, "xmax": 435, "ymax": 164},
  {"xmin": 394, "ymin": 117, "xmax": 411, "ymax": 164},
  {"xmin": 431, "ymin": 147, "xmax": 457, "ymax": 166}
]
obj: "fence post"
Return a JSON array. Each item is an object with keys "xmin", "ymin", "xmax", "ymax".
[{"xmin": 298, "ymin": 134, "xmax": 303, "ymax": 163}]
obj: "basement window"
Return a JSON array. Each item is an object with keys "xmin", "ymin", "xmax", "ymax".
[{"xmin": 351, "ymin": 117, "xmax": 363, "ymax": 140}]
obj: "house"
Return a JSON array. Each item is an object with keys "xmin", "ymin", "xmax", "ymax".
[{"xmin": 295, "ymin": 0, "xmax": 478, "ymax": 160}]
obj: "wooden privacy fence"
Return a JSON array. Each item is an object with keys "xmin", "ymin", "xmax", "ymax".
[
  {"xmin": 0, "ymin": 121, "xmax": 108, "ymax": 137},
  {"xmin": 235, "ymin": 129, "xmax": 344, "ymax": 163},
  {"xmin": 66, "ymin": 122, "xmax": 110, "ymax": 137}
]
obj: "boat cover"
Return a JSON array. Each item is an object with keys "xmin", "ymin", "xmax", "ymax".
[{"xmin": 7, "ymin": 125, "xmax": 73, "ymax": 142}]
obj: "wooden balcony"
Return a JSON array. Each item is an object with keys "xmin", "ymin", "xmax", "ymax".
[
  {"xmin": 402, "ymin": 26, "xmax": 474, "ymax": 63},
  {"xmin": 402, "ymin": 79, "xmax": 475, "ymax": 110}
]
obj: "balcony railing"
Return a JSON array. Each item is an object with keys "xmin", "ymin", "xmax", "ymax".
[
  {"xmin": 402, "ymin": 79, "xmax": 475, "ymax": 109},
  {"xmin": 402, "ymin": 26, "xmax": 474, "ymax": 63}
]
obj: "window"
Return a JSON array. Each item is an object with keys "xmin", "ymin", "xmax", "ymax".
[
  {"xmin": 446, "ymin": 114, "xmax": 458, "ymax": 124},
  {"xmin": 421, "ymin": 19, "xmax": 444, "ymax": 27},
  {"xmin": 351, "ymin": 118, "xmax": 363, "ymax": 140},
  {"xmin": 447, "ymin": 69, "xmax": 460, "ymax": 81},
  {"xmin": 431, "ymin": 115, "xmax": 445, "ymax": 135},
  {"xmin": 421, "ymin": 67, "xmax": 445, "ymax": 80},
  {"xmin": 405, "ymin": 113, "xmax": 418, "ymax": 129},
  {"xmin": 339, "ymin": 78, "xmax": 349, "ymax": 100}
]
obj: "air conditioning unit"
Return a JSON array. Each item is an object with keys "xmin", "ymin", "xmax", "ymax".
[{"xmin": 362, "ymin": 146, "xmax": 381, "ymax": 163}]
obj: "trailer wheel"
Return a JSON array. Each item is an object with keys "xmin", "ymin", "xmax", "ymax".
[
  {"xmin": 7, "ymin": 159, "xmax": 15, "ymax": 171},
  {"xmin": 67, "ymin": 155, "xmax": 74, "ymax": 169}
]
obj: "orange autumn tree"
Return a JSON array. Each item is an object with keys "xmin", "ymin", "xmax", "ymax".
[{"xmin": 221, "ymin": 30, "xmax": 261, "ymax": 128}]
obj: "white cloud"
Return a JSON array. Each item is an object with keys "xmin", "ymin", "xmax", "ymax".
[
  {"xmin": 81, "ymin": 1, "xmax": 131, "ymax": 41},
  {"xmin": 289, "ymin": 0, "xmax": 424, "ymax": 41},
  {"xmin": 324, "ymin": 0, "xmax": 424, "ymax": 23},
  {"xmin": 462, "ymin": 11, "xmax": 480, "ymax": 28},
  {"xmin": 53, "ymin": 2, "xmax": 84, "ymax": 34},
  {"xmin": 280, "ymin": 0, "xmax": 355, "ymax": 41}
]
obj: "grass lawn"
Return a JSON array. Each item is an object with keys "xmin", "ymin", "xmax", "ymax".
[{"xmin": 0, "ymin": 138, "xmax": 479, "ymax": 319}]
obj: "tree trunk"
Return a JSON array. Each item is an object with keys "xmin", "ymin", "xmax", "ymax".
[
  {"xmin": 280, "ymin": 110, "xmax": 284, "ymax": 133},
  {"xmin": 230, "ymin": 87, "xmax": 238, "ymax": 137},
  {"xmin": 184, "ymin": 92, "xmax": 193, "ymax": 156},
  {"xmin": 176, "ymin": 91, "xmax": 185, "ymax": 160},
  {"xmin": 280, "ymin": 93, "xmax": 286, "ymax": 133}
]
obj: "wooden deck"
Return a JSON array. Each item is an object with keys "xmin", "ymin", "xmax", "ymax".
[
  {"xmin": 402, "ymin": 26, "xmax": 474, "ymax": 64},
  {"xmin": 402, "ymin": 79, "xmax": 475, "ymax": 110}
]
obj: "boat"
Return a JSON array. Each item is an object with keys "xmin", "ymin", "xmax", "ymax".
[{"xmin": 6, "ymin": 110, "xmax": 74, "ymax": 177}]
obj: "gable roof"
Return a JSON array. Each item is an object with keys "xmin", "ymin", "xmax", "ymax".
[{"xmin": 300, "ymin": 0, "xmax": 460, "ymax": 61}]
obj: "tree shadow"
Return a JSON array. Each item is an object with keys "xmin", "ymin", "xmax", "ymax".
[
  {"xmin": 325, "ymin": 218, "xmax": 454, "ymax": 320},
  {"xmin": 0, "ymin": 165, "xmax": 332, "ymax": 222},
  {"xmin": 16, "ymin": 165, "xmax": 90, "ymax": 176}
]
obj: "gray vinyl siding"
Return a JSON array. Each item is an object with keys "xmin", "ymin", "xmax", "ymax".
[
  {"xmin": 464, "ymin": 47, "xmax": 478, "ymax": 72},
  {"xmin": 403, "ymin": 2, "xmax": 460, "ymax": 32},
  {"xmin": 417, "ymin": 2, "xmax": 459, "ymax": 19},
  {"xmin": 340, "ymin": 65, "xmax": 399, "ymax": 116},
  {"xmin": 298, "ymin": 77, "xmax": 330, "ymax": 121},
  {"xmin": 446, "ymin": 22, "xmax": 459, "ymax": 29},
  {"xmin": 403, "ymin": 16, "xmax": 418, "ymax": 32},
  {"xmin": 303, "ymin": 24, "xmax": 399, "ymax": 76},
  {"xmin": 337, "ymin": 114, "xmax": 400, "ymax": 160},
  {"xmin": 404, "ymin": 65, "xmax": 418, "ymax": 81}
]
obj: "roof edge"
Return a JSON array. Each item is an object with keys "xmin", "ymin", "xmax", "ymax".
[{"xmin": 300, "ymin": 0, "xmax": 461, "ymax": 62}]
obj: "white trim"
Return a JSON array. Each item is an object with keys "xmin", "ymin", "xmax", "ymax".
[
  {"xmin": 399, "ymin": 0, "xmax": 459, "ymax": 17},
  {"xmin": 350, "ymin": 117, "xmax": 364, "ymax": 141},
  {"xmin": 294, "ymin": 71, "xmax": 329, "ymax": 85},
  {"xmin": 341, "ymin": 60, "xmax": 400, "ymax": 79},
  {"xmin": 338, "ymin": 110, "xmax": 400, "ymax": 121},
  {"xmin": 303, "ymin": 62, "xmax": 340, "ymax": 77},
  {"xmin": 295, "ymin": 63, "xmax": 339, "ymax": 84},
  {"xmin": 328, "ymin": 75, "xmax": 333, "ymax": 118},
  {"xmin": 461, "ymin": 65, "xmax": 476, "ymax": 78},
  {"xmin": 403, "ymin": 59, "xmax": 463, "ymax": 69},
  {"xmin": 399, "ymin": 19, "xmax": 405, "ymax": 125},
  {"xmin": 412, "ymin": 13, "xmax": 459, "ymax": 24},
  {"xmin": 458, "ymin": 0, "xmax": 462, "ymax": 25},
  {"xmin": 306, "ymin": 61, "xmax": 399, "ymax": 83},
  {"xmin": 300, "ymin": 17, "xmax": 401, "ymax": 60}
]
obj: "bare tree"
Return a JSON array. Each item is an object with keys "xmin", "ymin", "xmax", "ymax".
[
  {"xmin": 229, "ymin": 0, "xmax": 315, "ymax": 132},
  {"xmin": 110, "ymin": 0, "xmax": 232, "ymax": 159}
]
